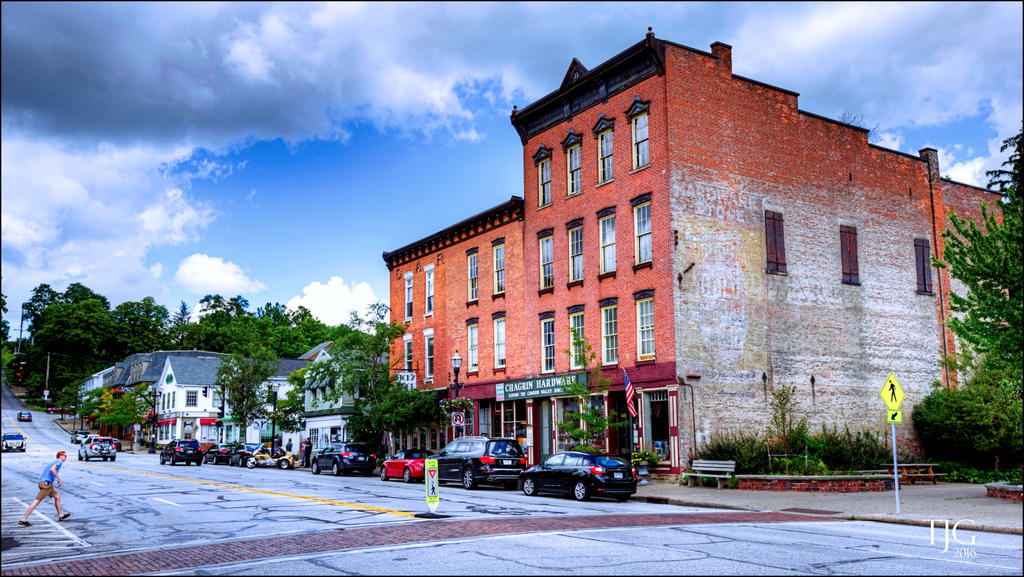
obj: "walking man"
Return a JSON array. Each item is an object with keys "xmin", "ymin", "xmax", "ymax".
[
  {"xmin": 19, "ymin": 450, "xmax": 71, "ymax": 526},
  {"xmin": 286, "ymin": 438, "xmax": 293, "ymax": 453},
  {"xmin": 303, "ymin": 438, "xmax": 313, "ymax": 468}
]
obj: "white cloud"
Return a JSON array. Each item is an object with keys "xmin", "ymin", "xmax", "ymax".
[
  {"xmin": 286, "ymin": 276, "xmax": 378, "ymax": 326},
  {"xmin": 173, "ymin": 253, "xmax": 266, "ymax": 295}
]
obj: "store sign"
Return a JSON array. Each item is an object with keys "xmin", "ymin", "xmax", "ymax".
[{"xmin": 495, "ymin": 373, "xmax": 585, "ymax": 401}]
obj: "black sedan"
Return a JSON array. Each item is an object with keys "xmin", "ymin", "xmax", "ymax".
[
  {"xmin": 520, "ymin": 452, "xmax": 637, "ymax": 502},
  {"xmin": 204, "ymin": 443, "xmax": 241, "ymax": 465},
  {"xmin": 229, "ymin": 444, "xmax": 263, "ymax": 467}
]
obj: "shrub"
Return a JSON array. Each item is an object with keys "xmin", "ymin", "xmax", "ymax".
[
  {"xmin": 805, "ymin": 424, "xmax": 891, "ymax": 472},
  {"xmin": 935, "ymin": 461, "xmax": 1024, "ymax": 485},
  {"xmin": 695, "ymin": 430, "xmax": 768, "ymax": 474}
]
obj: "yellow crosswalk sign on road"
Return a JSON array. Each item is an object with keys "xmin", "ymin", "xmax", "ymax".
[{"xmin": 879, "ymin": 373, "xmax": 905, "ymax": 411}]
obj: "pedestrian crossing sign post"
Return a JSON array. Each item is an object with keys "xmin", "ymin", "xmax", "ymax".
[
  {"xmin": 879, "ymin": 372, "xmax": 904, "ymax": 515},
  {"xmin": 887, "ymin": 409, "xmax": 903, "ymax": 423},
  {"xmin": 425, "ymin": 458, "xmax": 439, "ymax": 513},
  {"xmin": 879, "ymin": 373, "xmax": 905, "ymax": 411}
]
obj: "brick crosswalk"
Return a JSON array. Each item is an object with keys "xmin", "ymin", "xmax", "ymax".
[{"xmin": 2, "ymin": 511, "xmax": 829, "ymax": 576}]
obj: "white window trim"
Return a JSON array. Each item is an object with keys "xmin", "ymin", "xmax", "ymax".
[
  {"xmin": 494, "ymin": 318, "xmax": 506, "ymax": 369},
  {"xmin": 631, "ymin": 112, "xmax": 649, "ymax": 169},
  {"xmin": 636, "ymin": 298, "xmax": 655, "ymax": 361},
  {"xmin": 467, "ymin": 253, "xmax": 478, "ymax": 302},
  {"xmin": 567, "ymin": 144, "xmax": 581, "ymax": 196},
  {"xmin": 424, "ymin": 264, "xmax": 434, "ymax": 317},
  {"xmin": 634, "ymin": 202, "xmax": 652, "ymax": 265},
  {"xmin": 598, "ymin": 129, "xmax": 614, "ymax": 183},
  {"xmin": 568, "ymin": 226, "xmax": 584, "ymax": 283},
  {"xmin": 424, "ymin": 329, "xmax": 435, "ymax": 383},
  {"xmin": 538, "ymin": 158, "xmax": 552, "ymax": 206},
  {"xmin": 493, "ymin": 244, "xmax": 505, "ymax": 295},
  {"xmin": 601, "ymin": 305, "xmax": 618, "ymax": 366},
  {"xmin": 403, "ymin": 334, "xmax": 413, "ymax": 372},
  {"xmin": 541, "ymin": 318, "xmax": 555, "ymax": 373},
  {"xmin": 600, "ymin": 214, "xmax": 616, "ymax": 274},
  {"xmin": 569, "ymin": 312, "xmax": 585, "ymax": 370},
  {"xmin": 468, "ymin": 323, "xmax": 479, "ymax": 372},
  {"xmin": 404, "ymin": 272, "xmax": 414, "ymax": 321},
  {"xmin": 539, "ymin": 236, "xmax": 554, "ymax": 289}
]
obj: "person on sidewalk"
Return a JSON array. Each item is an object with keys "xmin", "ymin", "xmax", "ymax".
[
  {"xmin": 286, "ymin": 438, "xmax": 293, "ymax": 453},
  {"xmin": 302, "ymin": 438, "xmax": 312, "ymax": 468},
  {"xmin": 19, "ymin": 450, "xmax": 71, "ymax": 526}
]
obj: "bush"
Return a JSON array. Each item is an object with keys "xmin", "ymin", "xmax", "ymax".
[
  {"xmin": 913, "ymin": 370, "xmax": 1023, "ymax": 471},
  {"xmin": 805, "ymin": 424, "xmax": 891, "ymax": 472},
  {"xmin": 695, "ymin": 430, "xmax": 768, "ymax": 474},
  {"xmin": 935, "ymin": 461, "xmax": 1024, "ymax": 485}
]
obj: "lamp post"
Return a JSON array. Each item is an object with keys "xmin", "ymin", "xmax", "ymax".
[
  {"xmin": 269, "ymin": 383, "xmax": 280, "ymax": 451},
  {"xmin": 450, "ymin": 351, "xmax": 462, "ymax": 437}
]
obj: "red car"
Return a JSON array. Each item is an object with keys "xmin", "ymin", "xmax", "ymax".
[{"xmin": 379, "ymin": 449, "xmax": 434, "ymax": 483}]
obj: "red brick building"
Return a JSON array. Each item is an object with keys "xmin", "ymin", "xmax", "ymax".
[{"xmin": 383, "ymin": 32, "xmax": 999, "ymax": 477}]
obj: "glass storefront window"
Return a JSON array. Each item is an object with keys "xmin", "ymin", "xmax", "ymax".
[
  {"xmin": 643, "ymin": 390, "xmax": 670, "ymax": 463},
  {"xmin": 502, "ymin": 399, "xmax": 527, "ymax": 441},
  {"xmin": 555, "ymin": 397, "xmax": 580, "ymax": 452}
]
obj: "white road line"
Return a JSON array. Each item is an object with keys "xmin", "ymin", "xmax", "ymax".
[
  {"xmin": 153, "ymin": 497, "xmax": 181, "ymax": 507},
  {"xmin": 90, "ymin": 481, "xmax": 105, "ymax": 486},
  {"xmin": 12, "ymin": 497, "xmax": 90, "ymax": 547}
]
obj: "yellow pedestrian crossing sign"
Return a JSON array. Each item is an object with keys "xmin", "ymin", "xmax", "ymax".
[
  {"xmin": 887, "ymin": 409, "xmax": 903, "ymax": 423},
  {"xmin": 425, "ymin": 458, "xmax": 439, "ymax": 513},
  {"xmin": 879, "ymin": 373, "xmax": 904, "ymax": 411}
]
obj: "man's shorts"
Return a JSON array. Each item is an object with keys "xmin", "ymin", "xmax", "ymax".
[{"xmin": 36, "ymin": 481, "xmax": 57, "ymax": 500}]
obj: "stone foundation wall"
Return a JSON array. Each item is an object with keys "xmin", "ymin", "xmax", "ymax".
[{"xmin": 737, "ymin": 475, "xmax": 892, "ymax": 492}]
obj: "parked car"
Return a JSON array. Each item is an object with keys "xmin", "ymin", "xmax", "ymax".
[
  {"xmin": 2, "ymin": 433, "xmax": 26, "ymax": 452},
  {"xmin": 229, "ymin": 444, "xmax": 263, "ymax": 467},
  {"xmin": 434, "ymin": 436, "xmax": 526, "ymax": 490},
  {"xmin": 204, "ymin": 442, "xmax": 241, "ymax": 465},
  {"xmin": 71, "ymin": 430, "xmax": 90, "ymax": 444},
  {"xmin": 46, "ymin": 406, "xmax": 68, "ymax": 414},
  {"xmin": 159, "ymin": 439, "xmax": 203, "ymax": 466},
  {"xmin": 520, "ymin": 451, "xmax": 637, "ymax": 502},
  {"xmin": 79, "ymin": 436, "xmax": 117, "ymax": 462},
  {"xmin": 110, "ymin": 438, "xmax": 122, "ymax": 452},
  {"xmin": 310, "ymin": 442, "xmax": 377, "ymax": 476},
  {"xmin": 17, "ymin": 411, "xmax": 32, "ymax": 422},
  {"xmin": 379, "ymin": 449, "xmax": 434, "ymax": 483}
]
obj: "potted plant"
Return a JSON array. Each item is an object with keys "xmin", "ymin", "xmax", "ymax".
[{"xmin": 631, "ymin": 449, "xmax": 660, "ymax": 486}]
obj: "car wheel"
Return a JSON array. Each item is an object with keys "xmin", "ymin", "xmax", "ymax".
[
  {"xmin": 522, "ymin": 477, "xmax": 537, "ymax": 496},
  {"xmin": 380, "ymin": 466, "xmax": 389, "ymax": 481},
  {"xmin": 170, "ymin": 456, "xmax": 177, "ymax": 466},
  {"xmin": 160, "ymin": 454, "xmax": 166, "ymax": 465},
  {"xmin": 311, "ymin": 461, "xmax": 321, "ymax": 475},
  {"xmin": 110, "ymin": 455, "xmax": 116, "ymax": 462},
  {"xmin": 78, "ymin": 452, "xmax": 83, "ymax": 461},
  {"xmin": 278, "ymin": 459, "xmax": 289, "ymax": 470},
  {"xmin": 195, "ymin": 459, "xmax": 202, "ymax": 466},
  {"xmin": 462, "ymin": 467, "xmax": 477, "ymax": 490},
  {"xmin": 573, "ymin": 480, "xmax": 589, "ymax": 501},
  {"xmin": 332, "ymin": 462, "xmax": 341, "ymax": 476},
  {"xmin": 403, "ymin": 468, "xmax": 413, "ymax": 484}
]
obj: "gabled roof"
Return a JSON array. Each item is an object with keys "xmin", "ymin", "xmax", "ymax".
[{"xmin": 299, "ymin": 341, "xmax": 332, "ymax": 360}]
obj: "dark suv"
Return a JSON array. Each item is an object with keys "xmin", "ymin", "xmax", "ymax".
[
  {"xmin": 435, "ymin": 436, "xmax": 526, "ymax": 489},
  {"xmin": 310, "ymin": 442, "xmax": 376, "ymax": 476},
  {"xmin": 160, "ymin": 439, "xmax": 204, "ymax": 466}
]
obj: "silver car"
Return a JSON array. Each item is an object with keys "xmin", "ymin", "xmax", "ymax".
[{"xmin": 79, "ymin": 436, "xmax": 117, "ymax": 461}]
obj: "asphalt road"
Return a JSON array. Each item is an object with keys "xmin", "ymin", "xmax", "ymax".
[{"xmin": 3, "ymin": 385, "xmax": 1021, "ymax": 576}]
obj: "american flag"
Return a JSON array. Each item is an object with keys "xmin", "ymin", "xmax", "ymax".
[{"xmin": 624, "ymin": 368, "xmax": 637, "ymax": 418}]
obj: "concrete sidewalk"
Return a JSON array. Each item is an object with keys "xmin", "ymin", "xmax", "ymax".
[{"xmin": 633, "ymin": 479, "xmax": 1022, "ymax": 535}]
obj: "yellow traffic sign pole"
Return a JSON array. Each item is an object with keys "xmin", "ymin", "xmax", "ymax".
[{"xmin": 880, "ymin": 373, "xmax": 904, "ymax": 515}]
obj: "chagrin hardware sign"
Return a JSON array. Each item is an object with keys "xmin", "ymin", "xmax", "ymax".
[{"xmin": 495, "ymin": 373, "xmax": 586, "ymax": 401}]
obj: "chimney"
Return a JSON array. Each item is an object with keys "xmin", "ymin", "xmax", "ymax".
[
  {"xmin": 711, "ymin": 41, "xmax": 732, "ymax": 75},
  {"xmin": 919, "ymin": 147, "xmax": 941, "ymax": 185}
]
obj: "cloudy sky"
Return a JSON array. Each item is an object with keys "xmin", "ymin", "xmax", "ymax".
[{"xmin": 2, "ymin": 2, "xmax": 1021, "ymax": 333}]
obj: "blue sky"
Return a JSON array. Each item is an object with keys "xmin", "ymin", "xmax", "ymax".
[{"xmin": 2, "ymin": 2, "xmax": 1021, "ymax": 333}]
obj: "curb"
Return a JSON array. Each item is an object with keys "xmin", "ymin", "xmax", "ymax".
[{"xmin": 849, "ymin": 515, "xmax": 1024, "ymax": 536}]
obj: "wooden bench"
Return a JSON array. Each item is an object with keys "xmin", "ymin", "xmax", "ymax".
[
  {"xmin": 682, "ymin": 459, "xmax": 736, "ymax": 489},
  {"xmin": 883, "ymin": 463, "xmax": 948, "ymax": 485}
]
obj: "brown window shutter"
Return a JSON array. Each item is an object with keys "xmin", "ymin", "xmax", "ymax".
[
  {"xmin": 765, "ymin": 211, "xmax": 786, "ymax": 273},
  {"xmin": 915, "ymin": 239, "xmax": 933, "ymax": 293},
  {"xmin": 841, "ymin": 225, "xmax": 858, "ymax": 284}
]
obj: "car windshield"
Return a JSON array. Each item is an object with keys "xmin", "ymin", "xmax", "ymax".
[
  {"xmin": 4, "ymin": 434, "xmax": 24, "ymax": 440},
  {"xmin": 488, "ymin": 440, "xmax": 524, "ymax": 457},
  {"xmin": 345, "ymin": 444, "xmax": 370, "ymax": 453},
  {"xmin": 405, "ymin": 450, "xmax": 430, "ymax": 459}
]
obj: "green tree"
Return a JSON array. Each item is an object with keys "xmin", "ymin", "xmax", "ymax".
[
  {"xmin": 169, "ymin": 301, "xmax": 192, "ymax": 347},
  {"xmin": 555, "ymin": 329, "xmax": 626, "ymax": 454},
  {"xmin": 112, "ymin": 297, "xmax": 170, "ymax": 356},
  {"xmin": 934, "ymin": 125, "xmax": 1023, "ymax": 383},
  {"xmin": 310, "ymin": 304, "xmax": 438, "ymax": 446},
  {"xmin": 215, "ymin": 350, "xmax": 278, "ymax": 433},
  {"xmin": 1, "ymin": 288, "xmax": 9, "ymax": 341},
  {"xmin": 275, "ymin": 368, "xmax": 309, "ymax": 434}
]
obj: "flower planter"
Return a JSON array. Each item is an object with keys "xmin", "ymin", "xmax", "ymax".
[{"xmin": 736, "ymin": 474, "xmax": 893, "ymax": 492}]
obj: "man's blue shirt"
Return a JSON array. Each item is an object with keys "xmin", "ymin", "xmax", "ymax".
[{"xmin": 39, "ymin": 459, "xmax": 62, "ymax": 484}]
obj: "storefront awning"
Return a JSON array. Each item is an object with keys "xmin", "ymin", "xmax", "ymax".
[
  {"xmin": 199, "ymin": 418, "xmax": 218, "ymax": 425},
  {"xmin": 158, "ymin": 419, "xmax": 177, "ymax": 426}
]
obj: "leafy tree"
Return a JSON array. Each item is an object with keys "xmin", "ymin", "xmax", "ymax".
[
  {"xmin": 169, "ymin": 301, "xmax": 192, "ymax": 347},
  {"xmin": 1, "ymin": 288, "xmax": 9, "ymax": 341},
  {"xmin": 275, "ymin": 368, "xmax": 309, "ymax": 434},
  {"xmin": 23, "ymin": 283, "xmax": 60, "ymax": 334},
  {"xmin": 215, "ymin": 350, "xmax": 278, "ymax": 433},
  {"xmin": 96, "ymin": 387, "xmax": 147, "ymax": 439},
  {"xmin": 62, "ymin": 282, "xmax": 110, "ymax": 308},
  {"xmin": 934, "ymin": 125, "xmax": 1023, "ymax": 383},
  {"xmin": 310, "ymin": 303, "xmax": 438, "ymax": 446},
  {"xmin": 112, "ymin": 297, "xmax": 170, "ymax": 356},
  {"xmin": 556, "ymin": 329, "xmax": 627, "ymax": 454}
]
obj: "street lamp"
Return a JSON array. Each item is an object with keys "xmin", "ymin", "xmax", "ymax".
[
  {"xmin": 450, "ymin": 351, "xmax": 463, "ymax": 436},
  {"xmin": 269, "ymin": 383, "xmax": 280, "ymax": 452}
]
